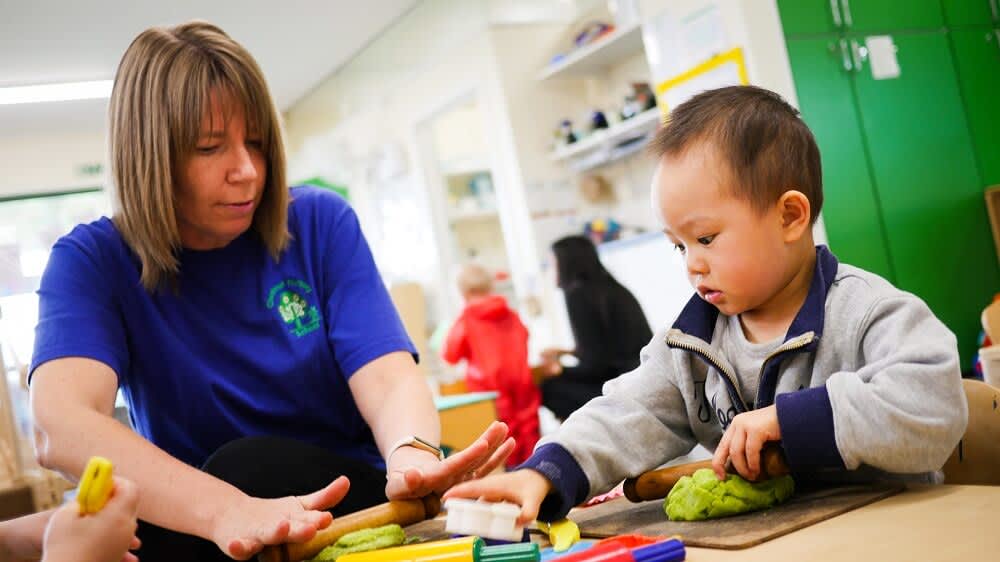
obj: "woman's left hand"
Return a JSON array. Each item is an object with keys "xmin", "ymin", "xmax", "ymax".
[{"xmin": 385, "ymin": 421, "xmax": 514, "ymax": 499}]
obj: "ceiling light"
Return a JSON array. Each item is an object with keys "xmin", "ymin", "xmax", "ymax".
[{"xmin": 0, "ymin": 80, "xmax": 113, "ymax": 105}]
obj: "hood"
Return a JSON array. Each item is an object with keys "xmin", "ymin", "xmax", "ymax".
[{"xmin": 464, "ymin": 294, "xmax": 513, "ymax": 321}]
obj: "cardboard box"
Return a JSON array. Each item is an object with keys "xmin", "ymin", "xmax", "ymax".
[
  {"xmin": 0, "ymin": 481, "xmax": 34, "ymax": 521},
  {"xmin": 985, "ymin": 186, "xmax": 1000, "ymax": 266},
  {"xmin": 389, "ymin": 282, "xmax": 429, "ymax": 374}
]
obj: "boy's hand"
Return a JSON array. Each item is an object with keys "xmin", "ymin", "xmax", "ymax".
[
  {"xmin": 42, "ymin": 476, "xmax": 140, "ymax": 562},
  {"xmin": 443, "ymin": 469, "xmax": 553, "ymax": 526},
  {"xmin": 712, "ymin": 405, "xmax": 781, "ymax": 481}
]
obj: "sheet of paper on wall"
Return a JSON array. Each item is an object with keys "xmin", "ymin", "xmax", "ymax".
[
  {"xmin": 680, "ymin": 4, "xmax": 728, "ymax": 65},
  {"xmin": 661, "ymin": 62, "xmax": 742, "ymax": 112},
  {"xmin": 865, "ymin": 35, "xmax": 901, "ymax": 80},
  {"xmin": 643, "ymin": 3, "xmax": 729, "ymax": 86}
]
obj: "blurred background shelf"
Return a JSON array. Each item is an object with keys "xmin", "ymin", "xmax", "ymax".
[
  {"xmin": 537, "ymin": 21, "xmax": 645, "ymax": 81},
  {"xmin": 448, "ymin": 207, "xmax": 499, "ymax": 224},
  {"xmin": 550, "ymin": 107, "xmax": 661, "ymax": 168}
]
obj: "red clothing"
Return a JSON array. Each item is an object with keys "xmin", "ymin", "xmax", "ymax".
[{"xmin": 442, "ymin": 295, "xmax": 540, "ymax": 466}]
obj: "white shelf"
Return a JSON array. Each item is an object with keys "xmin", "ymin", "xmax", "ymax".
[
  {"xmin": 440, "ymin": 158, "xmax": 490, "ymax": 177},
  {"xmin": 448, "ymin": 208, "xmax": 499, "ymax": 224},
  {"xmin": 537, "ymin": 22, "xmax": 645, "ymax": 81},
  {"xmin": 549, "ymin": 106, "xmax": 662, "ymax": 162}
]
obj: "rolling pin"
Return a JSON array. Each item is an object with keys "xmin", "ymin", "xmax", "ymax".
[
  {"xmin": 623, "ymin": 443, "xmax": 789, "ymax": 503},
  {"xmin": 258, "ymin": 495, "xmax": 442, "ymax": 562}
]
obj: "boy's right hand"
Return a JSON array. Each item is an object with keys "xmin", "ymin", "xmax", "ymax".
[
  {"xmin": 42, "ymin": 476, "xmax": 140, "ymax": 562},
  {"xmin": 443, "ymin": 469, "xmax": 553, "ymax": 526}
]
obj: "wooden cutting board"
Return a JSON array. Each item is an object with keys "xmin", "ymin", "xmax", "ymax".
[
  {"xmin": 403, "ymin": 484, "xmax": 903, "ymax": 550},
  {"xmin": 568, "ymin": 484, "xmax": 904, "ymax": 549}
]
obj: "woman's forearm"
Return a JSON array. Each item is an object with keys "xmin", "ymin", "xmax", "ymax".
[
  {"xmin": 349, "ymin": 352, "xmax": 440, "ymax": 460},
  {"xmin": 34, "ymin": 406, "xmax": 245, "ymax": 541}
]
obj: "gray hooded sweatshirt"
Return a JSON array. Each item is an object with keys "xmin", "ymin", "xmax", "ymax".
[{"xmin": 521, "ymin": 246, "xmax": 968, "ymax": 520}]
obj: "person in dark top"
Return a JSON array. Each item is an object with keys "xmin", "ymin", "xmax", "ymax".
[{"xmin": 539, "ymin": 235, "xmax": 653, "ymax": 419}]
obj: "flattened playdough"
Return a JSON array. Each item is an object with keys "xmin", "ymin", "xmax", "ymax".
[
  {"xmin": 310, "ymin": 524, "xmax": 409, "ymax": 561},
  {"xmin": 664, "ymin": 468, "xmax": 794, "ymax": 521}
]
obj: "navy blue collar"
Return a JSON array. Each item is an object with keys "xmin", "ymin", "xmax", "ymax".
[{"xmin": 671, "ymin": 245, "xmax": 839, "ymax": 345}]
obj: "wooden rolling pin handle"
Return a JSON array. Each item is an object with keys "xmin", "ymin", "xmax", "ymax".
[
  {"xmin": 622, "ymin": 443, "xmax": 789, "ymax": 503},
  {"xmin": 623, "ymin": 460, "xmax": 713, "ymax": 503},
  {"xmin": 258, "ymin": 495, "xmax": 442, "ymax": 562}
]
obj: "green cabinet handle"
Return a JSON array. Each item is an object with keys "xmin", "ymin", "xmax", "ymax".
[
  {"xmin": 839, "ymin": 38, "xmax": 853, "ymax": 72},
  {"xmin": 842, "ymin": 0, "xmax": 854, "ymax": 27},
  {"xmin": 830, "ymin": 0, "xmax": 843, "ymax": 27}
]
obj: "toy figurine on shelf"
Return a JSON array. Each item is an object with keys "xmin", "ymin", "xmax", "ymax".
[
  {"xmin": 621, "ymin": 82, "xmax": 657, "ymax": 120},
  {"xmin": 560, "ymin": 119, "xmax": 578, "ymax": 144},
  {"xmin": 634, "ymin": 82, "xmax": 657, "ymax": 111},
  {"xmin": 574, "ymin": 21, "xmax": 614, "ymax": 48},
  {"xmin": 584, "ymin": 218, "xmax": 622, "ymax": 244},
  {"xmin": 590, "ymin": 110, "xmax": 609, "ymax": 132}
]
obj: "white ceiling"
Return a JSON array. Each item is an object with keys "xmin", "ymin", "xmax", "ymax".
[{"xmin": 0, "ymin": 0, "xmax": 417, "ymax": 135}]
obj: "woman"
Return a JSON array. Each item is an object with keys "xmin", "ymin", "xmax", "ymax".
[
  {"xmin": 28, "ymin": 21, "xmax": 511, "ymax": 562},
  {"xmin": 540, "ymin": 235, "xmax": 653, "ymax": 419}
]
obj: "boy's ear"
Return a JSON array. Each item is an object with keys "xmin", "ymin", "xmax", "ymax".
[{"xmin": 777, "ymin": 190, "xmax": 811, "ymax": 242}]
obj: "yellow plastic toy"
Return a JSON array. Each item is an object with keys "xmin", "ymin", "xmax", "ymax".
[
  {"xmin": 77, "ymin": 456, "xmax": 115, "ymax": 515},
  {"xmin": 536, "ymin": 519, "xmax": 580, "ymax": 552}
]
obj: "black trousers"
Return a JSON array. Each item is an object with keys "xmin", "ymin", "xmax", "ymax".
[{"xmin": 135, "ymin": 436, "xmax": 387, "ymax": 562}]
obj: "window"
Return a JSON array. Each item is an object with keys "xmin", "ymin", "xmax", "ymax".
[{"xmin": 0, "ymin": 188, "xmax": 110, "ymax": 376}]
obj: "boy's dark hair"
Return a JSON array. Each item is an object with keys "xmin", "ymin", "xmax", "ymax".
[{"xmin": 649, "ymin": 85, "xmax": 823, "ymax": 223}]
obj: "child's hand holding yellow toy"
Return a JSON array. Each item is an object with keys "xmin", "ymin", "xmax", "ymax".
[{"xmin": 40, "ymin": 456, "xmax": 142, "ymax": 562}]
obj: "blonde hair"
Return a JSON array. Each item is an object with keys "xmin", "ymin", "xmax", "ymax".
[
  {"xmin": 108, "ymin": 20, "xmax": 289, "ymax": 291},
  {"xmin": 457, "ymin": 264, "xmax": 493, "ymax": 297}
]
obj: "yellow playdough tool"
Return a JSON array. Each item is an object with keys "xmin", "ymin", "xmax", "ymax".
[
  {"xmin": 77, "ymin": 456, "xmax": 115, "ymax": 514},
  {"xmin": 536, "ymin": 519, "xmax": 580, "ymax": 552}
]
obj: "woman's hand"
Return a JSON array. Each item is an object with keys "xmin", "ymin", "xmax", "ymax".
[
  {"xmin": 210, "ymin": 476, "xmax": 350, "ymax": 560},
  {"xmin": 539, "ymin": 348, "xmax": 568, "ymax": 364},
  {"xmin": 41, "ymin": 477, "xmax": 140, "ymax": 562},
  {"xmin": 385, "ymin": 421, "xmax": 514, "ymax": 499}
]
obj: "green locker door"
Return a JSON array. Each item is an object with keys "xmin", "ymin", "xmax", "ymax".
[
  {"xmin": 777, "ymin": 0, "xmax": 846, "ymax": 35},
  {"xmin": 951, "ymin": 28, "xmax": 1000, "ymax": 185},
  {"xmin": 941, "ymin": 0, "xmax": 1000, "ymax": 26},
  {"xmin": 785, "ymin": 37, "xmax": 894, "ymax": 280},
  {"xmin": 849, "ymin": 30, "xmax": 999, "ymax": 363},
  {"xmin": 838, "ymin": 0, "xmax": 944, "ymax": 31}
]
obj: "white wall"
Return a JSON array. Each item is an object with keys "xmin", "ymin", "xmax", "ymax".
[
  {"xmin": 285, "ymin": 0, "xmax": 526, "ymax": 329},
  {"xmin": 0, "ymin": 131, "xmax": 107, "ymax": 197}
]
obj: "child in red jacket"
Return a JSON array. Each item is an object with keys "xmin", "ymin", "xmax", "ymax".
[{"xmin": 443, "ymin": 264, "xmax": 541, "ymax": 467}]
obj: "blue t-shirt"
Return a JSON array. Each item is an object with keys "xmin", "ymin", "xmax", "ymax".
[{"xmin": 31, "ymin": 186, "xmax": 416, "ymax": 469}]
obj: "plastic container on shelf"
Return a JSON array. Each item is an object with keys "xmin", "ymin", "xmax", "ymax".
[
  {"xmin": 444, "ymin": 498, "xmax": 524, "ymax": 542},
  {"xmin": 980, "ymin": 344, "xmax": 1000, "ymax": 387}
]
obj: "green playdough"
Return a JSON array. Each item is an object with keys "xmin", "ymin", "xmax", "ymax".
[
  {"xmin": 664, "ymin": 468, "xmax": 795, "ymax": 521},
  {"xmin": 309, "ymin": 524, "xmax": 409, "ymax": 561}
]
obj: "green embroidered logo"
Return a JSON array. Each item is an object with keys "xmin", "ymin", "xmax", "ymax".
[{"xmin": 266, "ymin": 279, "xmax": 321, "ymax": 337}]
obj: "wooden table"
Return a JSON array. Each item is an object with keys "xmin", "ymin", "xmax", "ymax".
[
  {"xmin": 406, "ymin": 485, "xmax": 996, "ymax": 560},
  {"xmin": 682, "ymin": 485, "xmax": 996, "ymax": 561}
]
